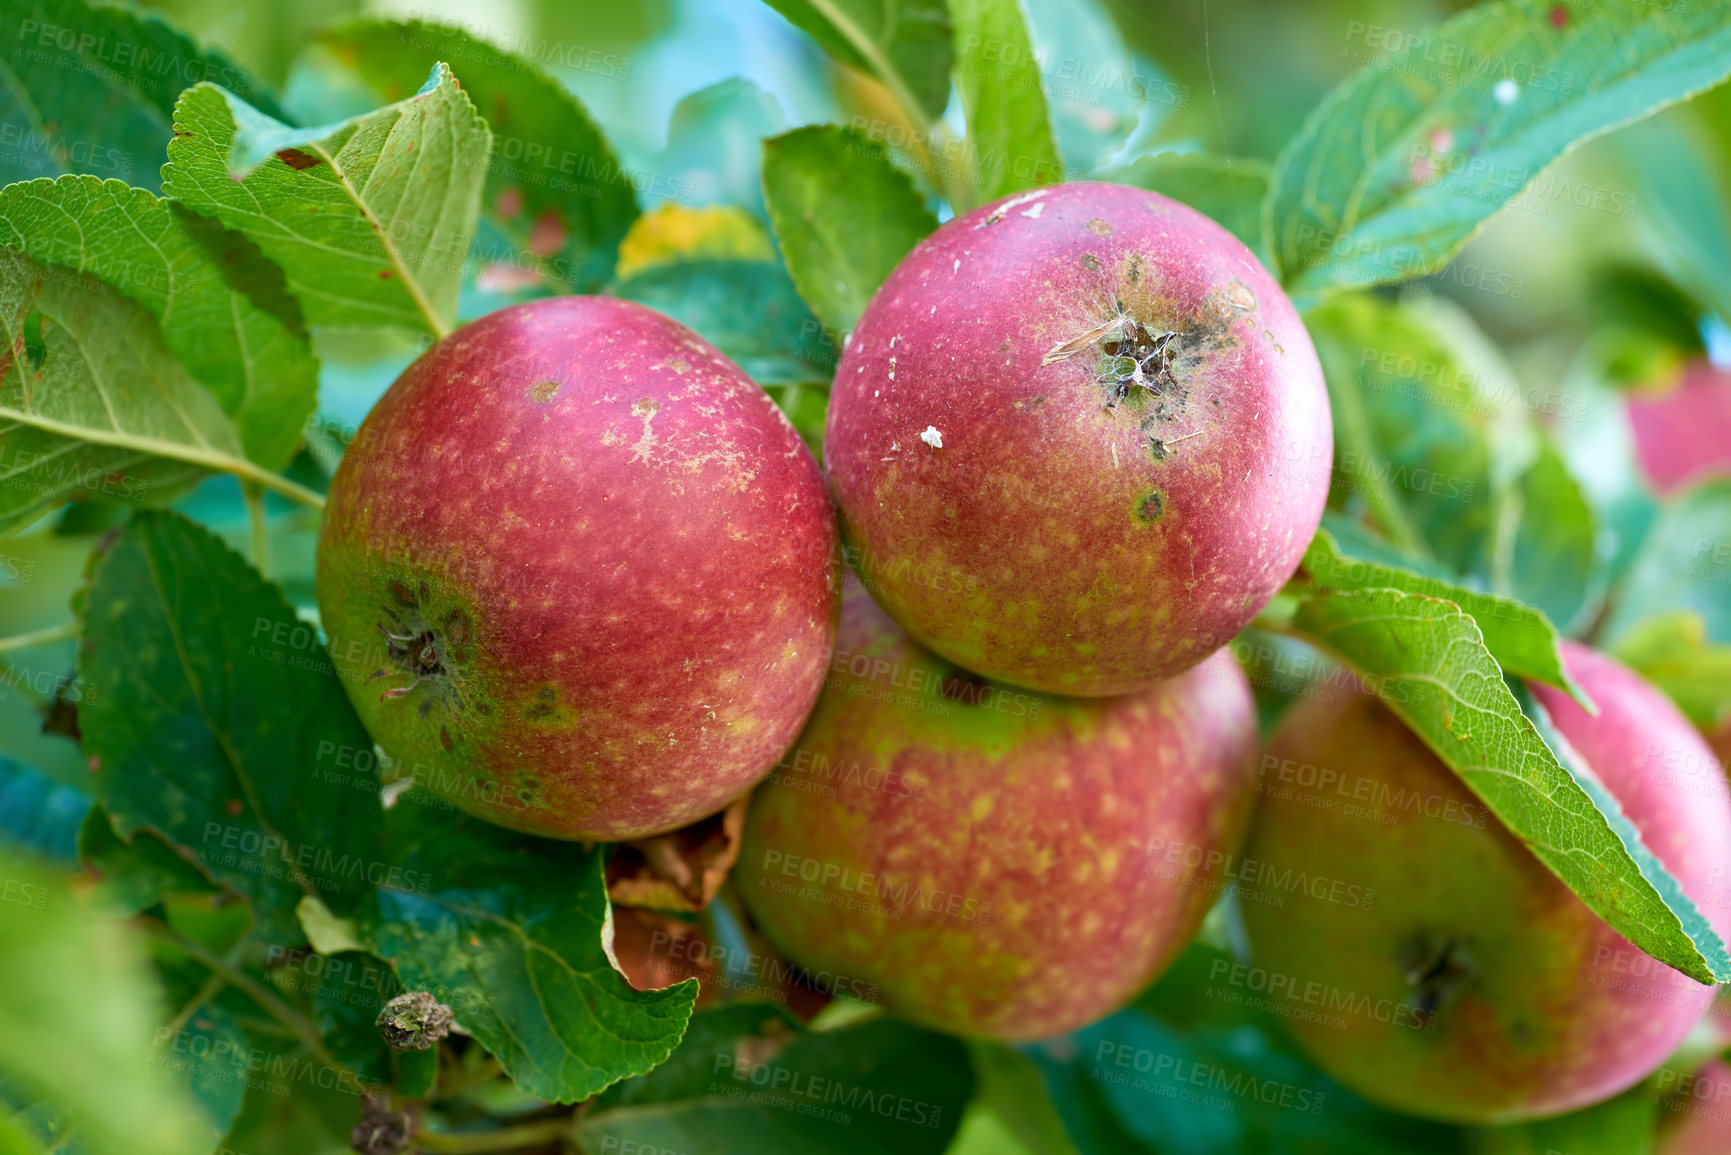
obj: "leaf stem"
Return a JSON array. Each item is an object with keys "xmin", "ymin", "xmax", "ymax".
[
  {"xmin": 0, "ymin": 405, "xmax": 326, "ymax": 510},
  {"xmin": 412, "ymin": 1117, "xmax": 571, "ymax": 1153},
  {"xmin": 142, "ymin": 920, "xmax": 345, "ymax": 1072},
  {"xmin": 242, "ymin": 481, "xmax": 271, "ymax": 578},
  {"xmin": 0, "ymin": 620, "xmax": 77, "ymax": 653}
]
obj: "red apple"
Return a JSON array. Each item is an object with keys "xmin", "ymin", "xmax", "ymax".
[
  {"xmin": 316, "ymin": 297, "xmax": 839, "ymax": 840},
  {"xmin": 734, "ymin": 581, "xmax": 1259, "ymax": 1040},
  {"xmin": 1628, "ymin": 358, "xmax": 1731, "ymax": 495},
  {"xmin": 1240, "ymin": 642, "xmax": 1731, "ymax": 1122},
  {"xmin": 1656, "ymin": 1060, "xmax": 1731, "ymax": 1154},
  {"xmin": 824, "ymin": 181, "xmax": 1331, "ymax": 695}
]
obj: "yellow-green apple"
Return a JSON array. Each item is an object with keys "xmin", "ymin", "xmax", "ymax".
[
  {"xmin": 824, "ymin": 181, "xmax": 1331, "ymax": 695},
  {"xmin": 1240, "ymin": 642, "xmax": 1731, "ymax": 1122},
  {"xmin": 316, "ymin": 297, "xmax": 839, "ymax": 840},
  {"xmin": 735, "ymin": 582, "xmax": 1259, "ymax": 1040}
]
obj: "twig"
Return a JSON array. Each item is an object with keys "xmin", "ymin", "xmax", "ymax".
[
  {"xmin": 142, "ymin": 920, "xmax": 345, "ymax": 1072},
  {"xmin": 412, "ymin": 1117, "xmax": 571, "ymax": 1153}
]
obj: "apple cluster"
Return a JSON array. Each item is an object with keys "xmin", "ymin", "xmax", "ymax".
[{"xmin": 317, "ymin": 182, "xmax": 1731, "ymax": 1123}]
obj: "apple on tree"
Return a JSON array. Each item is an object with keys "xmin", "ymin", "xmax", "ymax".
[
  {"xmin": 316, "ymin": 296, "xmax": 839, "ymax": 841},
  {"xmin": 1239, "ymin": 641, "xmax": 1731, "ymax": 1122},
  {"xmin": 825, "ymin": 181, "xmax": 1333, "ymax": 696},
  {"xmin": 735, "ymin": 580, "xmax": 1260, "ymax": 1040}
]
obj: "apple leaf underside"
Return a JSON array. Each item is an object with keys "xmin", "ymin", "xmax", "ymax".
[
  {"xmin": 0, "ymin": 248, "xmax": 248, "ymax": 535},
  {"xmin": 162, "ymin": 62, "xmax": 491, "ymax": 338},
  {"xmin": 0, "ymin": 175, "xmax": 318, "ymax": 468},
  {"xmin": 762, "ymin": 124, "xmax": 939, "ymax": 339},
  {"xmin": 1301, "ymin": 524, "xmax": 1583, "ymax": 701},
  {"xmin": 1285, "ymin": 585, "xmax": 1731, "ymax": 986},
  {"xmin": 1268, "ymin": 0, "xmax": 1731, "ymax": 300}
]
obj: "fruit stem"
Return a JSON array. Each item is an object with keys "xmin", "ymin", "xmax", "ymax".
[{"xmin": 411, "ymin": 1116, "xmax": 571, "ymax": 1153}]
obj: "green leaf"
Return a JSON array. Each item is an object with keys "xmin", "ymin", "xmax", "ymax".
[
  {"xmin": 576, "ymin": 1009, "xmax": 972, "ymax": 1153},
  {"xmin": 356, "ymin": 803, "xmax": 696, "ymax": 1105},
  {"xmin": 1020, "ymin": 0, "xmax": 1146, "ymax": 178},
  {"xmin": 588, "ymin": 1003, "xmax": 803, "ymax": 1110},
  {"xmin": 216, "ymin": 1073, "xmax": 360, "ymax": 1155},
  {"xmin": 0, "ymin": 849, "xmax": 205, "ymax": 1155},
  {"xmin": 0, "ymin": 756, "xmax": 87, "ymax": 863},
  {"xmin": 0, "ymin": 1072, "xmax": 75, "ymax": 1155},
  {"xmin": 1268, "ymin": 0, "xmax": 1731, "ymax": 299},
  {"xmin": 1611, "ymin": 108, "xmax": 1731, "ymax": 328},
  {"xmin": 1106, "ymin": 152, "xmax": 1271, "ymax": 256},
  {"xmin": 0, "ymin": 176, "xmax": 318, "ymax": 469},
  {"xmin": 761, "ymin": 124, "xmax": 938, "ymax": 338},
  {"xmin": 950, "ymin": 0, "xmax": 1062, "ymax": 208},
  {"xmin": 172, "ymin": 1002, "xmax": 248, "ymax": 1154},
  {"xmin": 1611, "ymin": 610, "xmax": 1731, "ymax": 730},
  {"xmin": 1474, "ymin": 1084, "xmax": 1654, "ymax": 1154},
  {"xmin": 308, "ymin": 948, "xmax": 411, "ymax": 1089},
  {"xmin": 0, "ymin": 247, "xmax": 286, "ymax": 536},
  {"xmin": 614, "ymin": 259, "xmax": 831, "ymax": 385},
  {"xmin": 1305, "ymin": 294, "xmax": 1501, "ymax": 573},
  {"xmin": 0, "ymin": 0, "xmax": 281, "ymax": 194},
  {"xmin": 1501, "ymin": 433, "xmax": 1599, "ymax": 633},
  {"xmin": 653, "ymin": 78, "xmax": 787, "ymax": 218},
  {"xmin": 77, "ymin": 805, "xmax": 219, "ymax": 915},
  {"xmin": 1606, "ymin": 478, "xmax": 1731, "ymax": 644},
  {"xmin": 967, "ymin": 1041, "xmax": 1080, "ymax": 1155},
  {"xmin": 162, "ymin": 63, "xmax": 491, "ymax": 339},
  {"xmin": 1021, "ymin": 983, "xmax": 1463, "ymax": 1155},
  {"xmin": 77, "ymin": 512, "xmax": 385, "ymax": 940},
  {"xmin": 317, "ymin": 18, "xmax": 639, "ymax": 295},
  {"xmin": 1286, "ymin": 586, "xmax": 1731, "ymax": 985},
  {"xmin": 761, "ymin": 0, "xmax": 954, "ymax": 121},
  {"xmin": 1300, "ymin": 523, "xmax": 1581, "ymax": 699}
]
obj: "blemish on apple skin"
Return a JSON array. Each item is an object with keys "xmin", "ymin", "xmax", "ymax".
[
  {"xmin": 531, "ymin": 380, "xmax": 560, "ymax": 403},
  {"xmin": 1136, "ymin": 491, "xmax": 1166, "ymax": 522}
]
